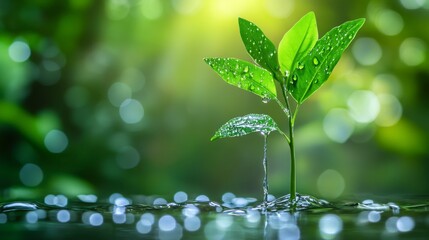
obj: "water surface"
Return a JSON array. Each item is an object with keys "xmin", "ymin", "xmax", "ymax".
[{"xmin": 1, "ymin": 193, "xmax": 428, "ymax": 239}]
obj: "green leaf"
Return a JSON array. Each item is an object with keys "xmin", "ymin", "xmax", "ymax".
[
  {"xmin": 238, "ymin": 18, "xmax": 280, "ymax": 75},
  {"xmin": 278, "ymin": 12, "xmax": 318, "ymax": 83},
  {"xmin": 211, "ymin": 114, "xmax": 280, "ymax": 141},
  {"xmin": 204, "ymin": 57, "xmax": 277, "ymax": 100},
  {"xmin": 289, "ymin": 18, "xmax": 365, "ymax": 104}
]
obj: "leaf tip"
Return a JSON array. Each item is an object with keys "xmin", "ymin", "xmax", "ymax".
[
  {"xmin": 203, "ymin": 57, "xmax": 213, "ymax": 65},
  {"xmin": 210, "ymin": 135, "xmax": 219, "ymax": 141}
]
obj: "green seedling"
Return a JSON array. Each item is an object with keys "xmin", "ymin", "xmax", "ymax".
[{"xmin": 205, "ymin": 12, "xmax": 365, "ymax": 204}]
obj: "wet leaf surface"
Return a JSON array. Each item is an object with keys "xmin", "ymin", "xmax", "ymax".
[
  {"xmin": 204, "ymin": 58, "xmax": 277, "ymax": 100},
  {"xmin": 211, "ymin": 114, "xmax": 279, "ymax": 141},
  {"xmin": 289, "ymin": 18, "xmax": 365, "ymax": 103}
]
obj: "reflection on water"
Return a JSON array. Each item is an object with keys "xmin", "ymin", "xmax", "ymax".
[{"xmin": 1, "ymin": 193, "xmax": 429, "ymax": 239}]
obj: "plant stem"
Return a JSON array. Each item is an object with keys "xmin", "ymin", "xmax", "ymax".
[{"xmin": 280, "ymin": 83, "xmax": 297, "ymax": 200}]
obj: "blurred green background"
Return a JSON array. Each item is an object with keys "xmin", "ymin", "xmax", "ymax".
[{"xmin": 1, "ymin": 0, "xmax": 428, "ymax": 202}]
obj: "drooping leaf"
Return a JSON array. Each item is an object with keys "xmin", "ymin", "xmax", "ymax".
[
  {"xmin": 204, "ymin": 57, "xmax": 277, "ymax": 100},
  {"xmin": 278, "ymin": 12, "xmax": 318, "ymax": 85},
  {"xmin": 289, "ymin": 18, "xmax": 365, "ymax": 104},
  {"xmin": 238, "ymin": 18, "xmax": 280, "ymax": 77},
  {"xmin": 211, "ymin": 114, "xmax": 280, "ymax": 141}
]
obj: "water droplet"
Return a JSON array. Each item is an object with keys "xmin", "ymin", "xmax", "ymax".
[
  {"xmin": 262, "ymin": 97, "xmax": 270, "ymax": 104},
  {"xmin": 297, "ymin": 63, "xmax": 304, "ymax": 70},
  {"xmin": 348, "ymin": 35, "xmax": 353, "ymax": 39},
  {"xmin": 292, "ymin": 75, "xmax": 298, "ymax": 81},
  {"xmin": 285, "ymin": 70, "xmax": 290, "ymax": 77},
  {"xmin": 250, "ymin": 85, "xmax": 255, "ymax": 90},
  {"xmin": 243, "ymin": 66, "xmax": 249, "ymax": 73},
  {"xmin": 314, "ymin": 79, "xmax": 319, "ymax": 84},
  {"xmin": 313, "ymin": 57, "xmax": 319, "ymax": 66}
]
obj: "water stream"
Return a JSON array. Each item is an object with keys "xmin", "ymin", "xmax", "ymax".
[{"xmin": 262, "ymin": 135, "xmax": 269, "ymax": 209}]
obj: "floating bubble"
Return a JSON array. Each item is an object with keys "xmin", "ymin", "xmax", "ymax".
[
  {"xmin": 119, "ymin": 98, "xmax": 144, "ymax": 124},
  {"xmin": 44, "ymin": 129, "xmax": 68, "ymax": 153},
  {"xmin": 323, "ymin": 108, "xmax": 355, "ymax": 143},
  {"xmin": 184, "ymin": 216, "xmax": 201, "ymax": 231},
  {"xmin": 352, "ymin": 38, "xmax": 382, "ymax": 65},
  {"xmin": 174, "ymin": 191, "xmax": 188, "ymax": 203},
  {"xmin": 57, "ymin": 210, "xmax": 71, "ymax": 223},
  {"xmin": 8, "ymin": 40, "xmax": 31, "ymax": 62},
  {"xmin": 19, "ymin": 163, "xmax": 43, "ymax": 187}
]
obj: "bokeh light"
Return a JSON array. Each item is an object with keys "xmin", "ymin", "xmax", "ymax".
[
  {"xmin": 399, "ymin": 0, "xmax": 426, "ymax": 9},
  {"xmin": 323, "ymin": 108, "xmax": 355, "ymax": 143},
  {"xmin": 1, "ymin": 0, "xmax": 429, "ymax": 205},
  {"xmin": 352, "ymin": 38, "xmax": 382, "ymax": 65},
  {"xmin": 317, "ymin": 169, "xmax": 345, "ymax": 199},
  {"xmin": 44, "ymin": 129, "xmax": 69, "ymax": 153},
  {"xmin": 8, "ymin": 40, "xmax": 31, "ymax": 63},
  {"xmin": 347, "ymin": 90, "xmax": 380, "ymax": 124},
  {"xmin": 374, "ymin": 9, "xmax": 403, "ymax": 36},
  {"xmin": 319, "ymin": 214, "xmax": 343, "ymax": 238},
  {"xmin": 19, "ymin": 163, "xmax": 43, "ymax": 187},
  {"xmin": 119, "ymin": 98, "xmax": 144, "ymax": 124},
  {"xmin": 399, "ymin": 38, "xmax": 427, "ymax": 66}
]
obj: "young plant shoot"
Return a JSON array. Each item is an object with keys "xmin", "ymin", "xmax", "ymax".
[{"xmin": 205, "ymin": 12, "xmax": 365, "ymax": 204}]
